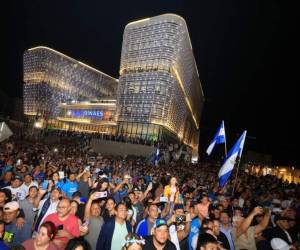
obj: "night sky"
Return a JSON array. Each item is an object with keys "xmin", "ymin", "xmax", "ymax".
[{"xmin": 1, "ymin": 1, "xmax": 298, "ymax": 166}]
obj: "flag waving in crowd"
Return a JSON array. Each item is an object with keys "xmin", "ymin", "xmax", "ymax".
[
  {"xmin": 218, "ymin": 130, "xmax": 247, "ymax": 187},
  {"xmin": 206, "ymin": 120, "xmax": 226, "ymax": 156}
]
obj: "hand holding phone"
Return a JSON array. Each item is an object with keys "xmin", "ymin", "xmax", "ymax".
[
  {"xmin": 175, "ymin": 215, "xmax": 186, "ymax": 225},
  {"xmin": 160, "ymin": 196, "xmax": 168, "ymax": 203},
  {"xmin": 93, "ymin": 191, "xmax": 107, "ymax": 199},
  {"xmin": 58, "ymin": 171, "xmax": 64, "ymax": 179},
  {"xmin": 82, "ymin": 220, "xmax": 89, "ymax": 227}
]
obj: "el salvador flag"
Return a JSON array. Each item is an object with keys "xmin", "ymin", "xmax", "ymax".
[
  {"xmin": 218, "ymin": 131, "xmax": 247, "ymax": 187},
  {"xmin": 206, "ymin": 121, "xmax": 226, "ymax": 155}
]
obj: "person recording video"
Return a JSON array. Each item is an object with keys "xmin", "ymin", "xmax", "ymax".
[{"xmin": 167, "ymin": 204, "xmax": 191, "ymax": 250}]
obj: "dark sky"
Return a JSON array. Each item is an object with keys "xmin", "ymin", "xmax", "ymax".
[{"xmin": 1, "ymin": 0, "xmax": 298, "ymax": 166}]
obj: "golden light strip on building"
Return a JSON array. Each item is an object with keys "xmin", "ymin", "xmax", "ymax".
[
  {"xmin": 24, "ymin": 112, "xmax": 38, "ymax": 116},
  {"xmin": 27, "ymin": 46, "xmax": 116, "ymax": 81},
  {"xmin": 57, "ymin": 117, "xmax": 117, "ymax": 126},
  {"xmin": 171, "ymin": 67, "xmax": 199, "ymax": 129},
  {"xmin": 59, "ymin": 103, "xmax": 116, "ymax": 108},
  {"xmin": 57, "ymin": 117, "xmax": 91, "ymax": 124},
  {"xmin": 126, "ymin": 18, "xmax": 150, "ymax": 27}
]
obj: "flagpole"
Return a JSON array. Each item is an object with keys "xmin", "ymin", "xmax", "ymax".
[
  {"xmin": 223, "ymin": 120, "xmax": 227, "ymax": 158},
  {"xmin": 232, "ymin": 157, "xmax": 241, "ymax": 196},
  {"xmin": 224, "ymin": 138, "xmax": 228, "ymax": 158}
]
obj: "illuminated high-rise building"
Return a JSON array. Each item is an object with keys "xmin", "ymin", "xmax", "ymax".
[
  {"xmin": 23, "ymin": 46, "xmax": 118, "ymax": 133},
  {"xmin": 23, "ymin": 14, "xmax": 204, "ymax": 156},
  {"xmin": 23, "ymin": 46, "xmax": 118, "ymax": 117},
  {"xmin": 117, "ymin": 14, "xmax": 204, "ymax": 152}
]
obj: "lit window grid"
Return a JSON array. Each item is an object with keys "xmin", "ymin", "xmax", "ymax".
[
  {"xmin": 120, "ymin": 15, "xmax": 203, "ymax": 125},
  {"xmin": 24, "ymin": 48, "xmax": 118, "ymax": 98},
  {"xmin": 23, "ymin": 47, "xmax": 118, "ymax": 117},
  {"xmin": 118, "ymin": 14, "xmax": 203, "ymax": 149}
]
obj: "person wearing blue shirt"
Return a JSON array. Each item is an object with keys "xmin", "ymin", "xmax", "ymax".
[
  {"xmin": 0, "ymin": 171, "xmax": 13, "ymax": 188},
  {"xmin": 113, "ymin": 177, "xmax": 130, "ymax": 204},
  {"xmin": 2, "ymin": 201, "xmax": 32, "ymax": 248},
  {"xmin": 61, "ymin": 173, "xmax": 78, "ymax": 199},
  {"xmin": 188, "ymin": 216, "xmax": 201, "ymax": 250}
]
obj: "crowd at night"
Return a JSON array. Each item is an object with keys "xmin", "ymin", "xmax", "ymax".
[
  {"xmin": 0, "ymin": 131, "xmax": 299, "ymax": 250},
  {"xmin": 1, "ymin": 1, "xmax": 297, "ymax": 249}
]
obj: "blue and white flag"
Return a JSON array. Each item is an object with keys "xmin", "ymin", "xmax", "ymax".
[
  {"xmin": 153, "ymin": 148, "xmax": 160, "ymax": 166},
  {"xmin": 218, "ymin": 131, "xmax": 247, "ymax": 187},
  {"xmin": 206, "ymin": 121, "xmax": 226, "ymax": 155}
]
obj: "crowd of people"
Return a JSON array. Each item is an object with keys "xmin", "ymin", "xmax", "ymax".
[{"xmin": 0, "ymin": 134, "xmax": 299, "ymax": 250}]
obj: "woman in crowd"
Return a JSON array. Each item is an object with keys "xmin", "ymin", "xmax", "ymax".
[
  {"xmin": 101, "ymin": 197, "xmax": 116, "ymax": 222},
  {"xmin": 50, "ymin": 172, "xmax": 64, "ymax": 190},
  {"xmin": 164, "ymin": 176, "xmax": 180, "ymax": 203},
  {"xmin": 70, "ymin": 200, "xmax": 89, "ymax": 237},
  {"xmin": 22, "ymin": 221, "xmax": 58, "ymax": 250},
  {"xmin": 195, "ymin": 193, "xmax": 211, "ymax": 219},
  {"xmin": 122, "ymin": 233, "xmax": 145, "ymax": 250}
]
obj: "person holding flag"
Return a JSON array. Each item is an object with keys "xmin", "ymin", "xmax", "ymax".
[
  {"xmin": 218, "ymin": 131, "xmax": 247, "ymax": 188},
  {"xmin": 150, "ymin": 147, "xmax": 160, "ymax": 166},
  {"xmin": 206, "ymin": 120, "xmax": 227, "ymax": 157}
]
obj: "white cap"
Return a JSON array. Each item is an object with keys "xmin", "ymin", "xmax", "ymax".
[
  {"xmin": 272, "ymin": 207, "xmax": 283, "ymax": 213},
  {"xmin": 270, "ymin": 238, "xmax": 290, "ymax": 250},
  {"xmin": 3, "ymin": 201, "xmax": 20, "ymax": 212},
  {"xmin": 272, "ymin": 199, "xmax": 281, "ymax": 204}
]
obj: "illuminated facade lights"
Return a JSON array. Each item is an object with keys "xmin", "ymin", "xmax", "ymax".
[
  {"xmin": 117, "ymin": 14, "xmax": 204, "ymax": 150},
  {"xmin": 23, "ymin": 46, "xmax": 118, "ymax": 117},
  {"xmin": 23, "ymin": 14, "xmax": 204, "ymax": 153}
]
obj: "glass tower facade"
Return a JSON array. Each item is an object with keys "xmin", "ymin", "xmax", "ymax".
[
  {"xmin": 117, "ymin": 14, "xmax": 204, "ymax": 150},
  {"xmin": 23, "ymin": 46, "xmax": 118, "ymax": 117},
  {"xmin": 23, "ymin": 14, "xmax": 204, "ymax": 154}
]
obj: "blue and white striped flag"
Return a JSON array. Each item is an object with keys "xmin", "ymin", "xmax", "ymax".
[
  {"xmin": 154, "ymin": 148, "xmax": 160, "ymax": 166},
  {"xmin": 206, "ymin": 121, "xmax": 226, "ymax": 156},
  {"xmin": 218, "ymin": 131, "xmax": 247, "ymax": 187}
]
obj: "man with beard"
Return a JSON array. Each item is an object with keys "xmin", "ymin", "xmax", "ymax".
[{"xmin": 143, "ymin": 218, "xmax": 176, "ymax": 250}]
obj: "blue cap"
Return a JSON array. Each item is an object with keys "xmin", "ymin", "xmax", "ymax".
[
  {"xmin": 80, "ymin": 197, "xmax": 87, "ymax": 203},
  {"xmin": 154, "ymin": 219, "xmax": 168, "ymax": 228}
]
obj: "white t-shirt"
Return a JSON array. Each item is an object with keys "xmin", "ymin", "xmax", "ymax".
[
  {"xmin": 169, "ymin": 224, "xmax": 180, "ymax": 250},
  {"xmin": 6, "ymin": 186, "xmax": 26, "ymax": 201},
  {"xmin": 34, "ymin": 199, "xmax": 59, "ymax": 231},
  {"xmin": 239, "ymin": 198, "xmax": 245, "ymax": 208},
  {"xmin": 21, "ymin": 181, "xmax": 38, "ymax": 196}
]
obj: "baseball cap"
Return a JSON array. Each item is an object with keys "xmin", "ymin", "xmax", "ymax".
[
  {"xmin": 270, "ymin": 238, "xmax": 290, "ymax": 250},
  {"xmin": 274, "ymin": 215, "xmax": 292, "ymax": 223},
  {"xmin": 272, "ymin": 207, "xmax": 283, "ymax": 213},
  {"xmin": 12, "ymin": 175, "xmax": 23, "ymax": 181},
  {"xmin": 72, "ymin": 191, "xmax": 82, "ymax": 199},
  {"xmin": 3, "ymin": 201, "xmax": 20, "ymax": 212},
  {"xmin": 153, "ymin": 219, "xmax": 168, "ymax": 229},
  {"xmin": 133, "ymin": 186, "xmax": 141, "ymax": 192},
  {"xmin": 51, "ymin": 186, "xmax": 62, "ymax": 193},
  {"xmin": 174, "ymin": 204, "xmax": 184, "ymax": 211},
  {"xmin": 272, "ymin": 199, "xmax": 281, "ymax": 205},
  {"xmin": 100, "ymin": 177, "xmax": 109, "ymax": 183}
]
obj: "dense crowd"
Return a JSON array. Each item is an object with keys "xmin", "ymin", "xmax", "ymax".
[{"xmin": 0, "ymin": 136, "xmax": 299, "ymax": 250}]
